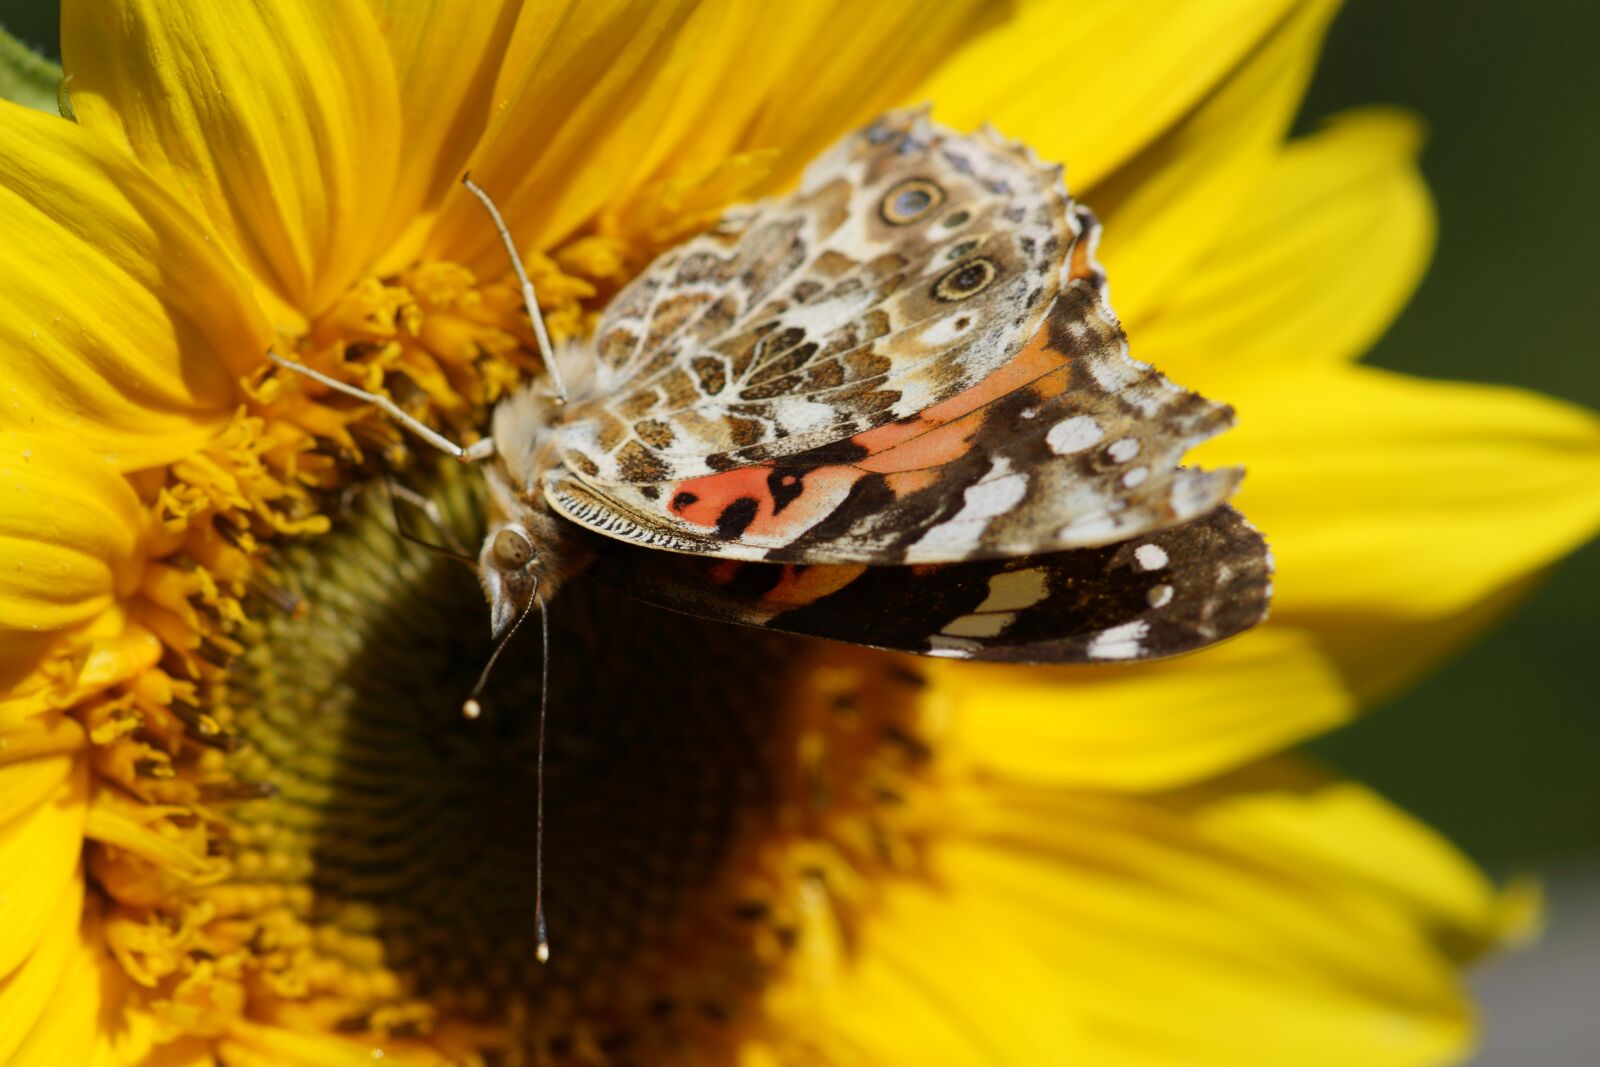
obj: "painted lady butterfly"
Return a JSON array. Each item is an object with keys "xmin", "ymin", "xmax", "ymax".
[{"xmin": 290, "ymin": 108, "xmax": 1272, "ymax": 667}]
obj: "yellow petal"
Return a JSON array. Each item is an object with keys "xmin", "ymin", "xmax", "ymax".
[
  {"xmin": 0, "ymin": 435, "xmax": 144, "ymax": 635},
  {"xmin": 427, "ymin": 0, "xmax": 707, "ymax": 270},
  {"xmin": 735, "ymin": 1, "xmax": 997, "ymax": 192},
  {"xmin": 924, "ymin": 0, "xmax": 1313, "ymax": 191},
  {"xmin": 365, "ymin": 0, "xmax": 523, "ymax": 273},
  {"xmin": 1089, "ymin": 0, "xmax": 1342, "ymax": 325},
  {"xmin": 15, "ymin": 898, "xmax": 220, "ymax": 1067},
  {"xmin": 788, "ymin": 852, "xmax": 1092, "ymax": 1065},
  {"xmin": 0, "ymin": 613, "xmax": 162, "ymax": 724},
  {"xmin": 1204, "ymin": 365, "xmax": 1600, "ymax": 619},
  {"xmin": 1137, "ymin": 109, "xmax": 1435, "ymax": 376},
  {"xmin": 62, "ymin": 0, "xmax": 403, "ymax": 324},
  {"xmin": 1299, "ymin": 576, "xmax": 1540, "ymax": 711},
  {"xmin": 0, "ymin": 752, "xmax": 75, "ymax": 829},
  {"xmin": 0, "ymin": 634, "xmax": 66, "ymax": 714},
  {"xmin": 0, "ymin": 102, "xmax": 269, "ymax": 469},
  {"xmin": 611, "ymin": 0, "xmax": 998, "ymax": 252},
  {"xmin": 933, "ymin": 626, "xmax": 1354, "ymax": 791},
  {"xmin": 434, "ymin": 0, "xmax": 999, "ymax": 270},
  {"xmin": 1155, "ymin": 761, "xmax": 1534, "ymax": 957},
  {"xmin": 934, "ymin": 365, "xmax": 1596, "ymax": 788},
  {"xmin": 0, "ymin": 868, "xmax": 85, "ymax": 1065},
  {"xmin": 6, "ymin": 896, "xmax": 108, "ymax": 1067},
  {"xmin": 838, "ymin": 764, "xmax": 1497, "ymax": 1067},
  {"xmin": 0, "ymin": 755, "xmax": 86, "ymax": 982}
]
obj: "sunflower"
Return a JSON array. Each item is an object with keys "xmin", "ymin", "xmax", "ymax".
[{"xmin": 1, "ymin": 1, "xmax": 1596, "ymax": 1065}]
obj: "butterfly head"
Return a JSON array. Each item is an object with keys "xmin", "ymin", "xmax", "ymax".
[
  {"xmin": 480, "ymin": 522, "xmax": 539, "ymax": 641},
  {"xmin": 477, "ymin": 460, "xmax": 587, "ymax": 640}
]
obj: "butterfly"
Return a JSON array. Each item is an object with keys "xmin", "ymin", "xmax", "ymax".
[{"xmin": 281, "ymin": 108, "xmax": 1271, "ymax": 668}]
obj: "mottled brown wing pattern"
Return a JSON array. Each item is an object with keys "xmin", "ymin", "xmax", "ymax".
[
  {"xmin": 544, "ymin": 112, "xmax": 1242, "ymax": 564},
  {"xmin": 545, "ymin": 267, "xmax": 1240, "ymax": 563},
  {"xmin": 586, "ymin": 506, "xmax": 1272, "ymax": 663},
  {"xmin": 557, "ymin": 107, "xmax": 1075, "ymax": 484}
]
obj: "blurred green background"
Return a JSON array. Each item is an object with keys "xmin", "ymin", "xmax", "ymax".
[
  {"xmin": 1297, "ymin": 2, "xmax": 1599, "ymax": 877},
  {"xmin": 2, "ymin": 1, "xmax": 1595, "ymax": 1057}
]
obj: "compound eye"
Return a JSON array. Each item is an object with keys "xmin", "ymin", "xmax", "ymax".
[
  {"xmin": 491, "ymin": 527, "xmax": 533, "ymax": 569},
  {"xmin": 880, "ymin": 178, "xmax": 945, "ymax": 225}
]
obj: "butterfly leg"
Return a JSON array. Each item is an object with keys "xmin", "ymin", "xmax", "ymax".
[
  {"xmin": 461, "ymin": 436, "xmax": 497, "ymax": 462},
  {"xmin": 385, "ymin": 477, "xmax": 474, "ymax": 561},
  {"xmin": 460, "ymin": 175, "xmax": 569, "ymax": 405},
  {"xmin": 267, "ymin": 351, "xmax": 493, "ymax": 462}
]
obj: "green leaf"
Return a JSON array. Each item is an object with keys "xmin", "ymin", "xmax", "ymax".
[{"xmin": 0, "ymin": 24, "xmax": 63, "ymax": 114}]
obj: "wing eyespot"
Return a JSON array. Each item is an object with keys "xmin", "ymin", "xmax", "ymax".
[
  {"xmin": 933, "ymin": 257, "xmax": 999, "ymax": 302},
  {"xmin": 880, "ymin": 179, "xmax": 945, "ymax": 225}
]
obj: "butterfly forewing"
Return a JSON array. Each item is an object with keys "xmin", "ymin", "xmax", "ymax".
[
  {"xmin": 567, "ymin": 108, "xmax": 1073, "ymax": 474},
  {"xmin": 545, "ymin": 111, "xmax": 1240, "ymax": 565}
]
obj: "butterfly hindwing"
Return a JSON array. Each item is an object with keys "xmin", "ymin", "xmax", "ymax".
[
  {"xmin": 545, "ymin": 112, "xmax": 1240, "ymax": 565},
  {"xmin": 586, "ymin": 505, "xmax": 1271, "ymax": 663}
]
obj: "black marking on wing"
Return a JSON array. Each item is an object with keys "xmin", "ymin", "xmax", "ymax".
[
  {"xmin": 715, "ymin": 497, "xmax": 760, "ymax": 539},
  {"xmin": 587, "ymin": 506, "xmax": 1271, "ymax": 663},
  {"xmin": 767, "ymin": 469, "xmax": 806, "ymax": 514}
]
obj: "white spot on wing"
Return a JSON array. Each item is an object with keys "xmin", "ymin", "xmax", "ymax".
[
  {"xmin": 1122, "ymin": 466, "xmax": 1149, "ymax": 488},
  {"xmin": 1046, "ymin": 415, "xmax": 1102, "ymax": 455},
  {"xmin": 911, "ymin": 457, "xmax": 1028, "ymax": 555},
  {"xmin": 1147, "ymin": 584, "xmax": 1174, "ymax": 608},
  {"xmin": 773, "ymin": 396, "xmax": 839, "ymax": 434},
  {"xmin": 1134, "ymin": 543, "xmax": 1169, "ymax": 571},
  {"xmin": 928, "ymin": 635, "xmax": 983, "ymax": 658},
  {"xmin": 919, "ymin": 313, "xmax": 975, "ymax": 348},
  {"xmin": 1087, "ymin": 620, "xmax": 1149, "ymax": 660},
  {"xmin": 1086, "ymin": 354, "xmax": 1162, "ymax": 415},
  {"xmin": 942, "ymin": 612, "xmax": 1012, "ymax": 638},
  {"xmin": 975, "ymin": 568, "xmax": 1051, "ymax": 613},
  {"xmin": 1106, "ymin": 438, "xmax": 1140, "ymax": 462},
  {"xmin": 1170, "ymin": 470, "xmax": 1225, "ymax": 518},
  {"xmin": 1056, "ymin": 513, "xmax": 1118, "ymax": 544},
  {"xmin": 959, "ymin": 459, "xmax": 1028, "ymax": 520}
]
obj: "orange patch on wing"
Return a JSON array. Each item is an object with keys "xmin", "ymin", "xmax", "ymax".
[
  {"xmin": 1031, "ymin": 363, "xmax": 1072, "ymax": 400},
  {"xmin": 860, "ymin": 416, "xmax": 980, "ymax": 474},
  {"xmin": 886, "ymin": 468, "xmax": 941, "ymax": 495},
  {"xmin": 706, "ymin": 560, "xmax": 743, "ymax": 584},
  {"xmin": 759, "ymin": 564, "xmax": 868, "ymax": 608},
  {"xmin": 1069, "ymin": 235, "xmax": 1098, "ymax": 282},
  {"xmin": 668, "ymin": 463, "xmax": 865, "ymax": 542},
  {"xmin": 849, "ymin": 322, "xmax": 1069, "ymax": 462},
  {"xmin": 662, "ymin": 307, "xmax": 1085, "ymax": 542},
  {"xmin": 922, "ymin": 331, "xmax": 1064, "ymax": 424},
  {"xmin": 669, "ymin": 466, "xmax": 772, "ymax": 528}
]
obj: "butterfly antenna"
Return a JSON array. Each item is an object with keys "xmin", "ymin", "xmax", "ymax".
[
  {"xmin": 460, "ymin": 174, "xmax": 569, "ymax": 405},
  {"xmin": 533, "ymin": 591, "xmax": 551, "ymax": 964},
  {"xmin": 461, "ymin": 580, "xmax": 538, "ymax": 721},
  {"xmin": 267, "ymin": 351, "xmax": 496, "ymax": 463},
  {"xmin": 458, "ymin": 589, "xmax": 553, "ymax": 962}
]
